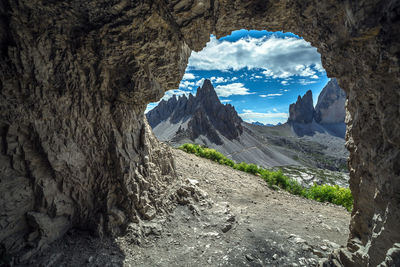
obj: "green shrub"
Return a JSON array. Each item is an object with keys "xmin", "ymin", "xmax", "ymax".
[
  {"xmin": 306, "ymin": 184, "xmax": 353, "ymax": 211},
  {"xmin": 179, "ymin": 143, "xmax": 353, "ymax": 211},
  {"xmin": 245, "ymin": 163, "xmax": 260, "ymax": 175},
  {"xmin": 233, "ymin": 162, "xmax": 247, "ymax": 172}
]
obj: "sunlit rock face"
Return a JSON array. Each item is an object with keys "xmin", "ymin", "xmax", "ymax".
[
  {"xmin": 315, "ymin": 79, "xmax": 346, "ymax": 124},
  {"xmin": 1, "ymin": 0, "xmax": 399, "ymax": 265}
]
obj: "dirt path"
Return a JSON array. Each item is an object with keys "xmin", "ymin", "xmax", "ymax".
[{"xmin": 27, "ymin": 148, "xmax": 350, "ymax": 267}]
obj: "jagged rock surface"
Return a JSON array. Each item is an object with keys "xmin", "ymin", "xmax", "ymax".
[
  {"xmin": 287, "ymin": 81, "xmax": 346, "ymax": 138},
  {"xmin": 147, "ymin": 79, "xmax": 243, "ymax": 145},
  {"xmin": 1, "ymin": 0, "xmax": 400, "ymax": 265},
  {"xmin": 315, "ymin": 79, "xmax": 346, "ymax": 124},
  {"xmin": 288, "ymin": 80, "xmax": 346, "ymax": 126},
  {"xmin": 288, "ymin": 90, "xmax": 315, "ymax": 124}
]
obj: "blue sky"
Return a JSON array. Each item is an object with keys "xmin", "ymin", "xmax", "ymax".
[{"xmin": 146, "ymin": 30, "xmax": 330, "ymax": 125}]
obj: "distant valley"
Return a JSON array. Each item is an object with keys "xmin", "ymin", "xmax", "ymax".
[{"xmin": 147, "ymin": 79, "xmax": 349, "ymax": 187}]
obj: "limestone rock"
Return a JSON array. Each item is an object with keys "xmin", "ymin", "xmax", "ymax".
[
  {"xmin": 314, "ymin": 79, "xmax": 346, "ymax": 124},
  {"xmin": 147, "ymin": 79, "xmax": 243, "ymax": 145},
  {"xmin": 288, "ymin": 90, "xmax": 315, "ymax": 124}
]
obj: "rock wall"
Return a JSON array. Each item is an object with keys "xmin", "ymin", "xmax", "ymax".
[
  {"xmin": 288, "ymin": 90, "xmax": 315, "ymax": 124},
  {"xmin": 315, "ymin": 79, "xmax": 346, "ymax": 124},
  {"xmin": 0, "ymin": 0, "xmax": 195, "ymax": 262},
  {"xmin": 1, "ymin": 0, "xmax": 399, "ymax": 265}
]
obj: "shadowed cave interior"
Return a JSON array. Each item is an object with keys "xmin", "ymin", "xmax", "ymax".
[{"xmin": 0, "ymin": 1, "xmax": 399, "ymax": 266}]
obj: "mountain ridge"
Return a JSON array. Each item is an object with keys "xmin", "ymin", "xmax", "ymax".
[
  {"xmin": 147, "ymin": 79, "xmax": 348, "ymax": 172},
  {"xmin": 288, "ymin": 78, "xmax": 346, "ymax": 126},
  {"xmin": 147, "ymin": 79, "xmax": 243, "ymax": 145}
]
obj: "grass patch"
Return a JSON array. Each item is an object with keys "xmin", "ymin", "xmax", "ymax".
[{"xmin": 179, "ymin": 143, "xmax": 353, "ymax": 211}]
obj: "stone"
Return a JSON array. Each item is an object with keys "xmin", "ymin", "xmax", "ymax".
[
  {"xmin": 321, "ymin": 223, "xmax": 332, "ymax": 231},
  {"xmin": 287, "ymin": 79, "xmax": 347, "ymax": 138},
  {"xmin": 314, "ymin": 79, "xmax": 346, "ymax": 124},
  {"xmin": 288, "ymin": 90, "xmax": 315, "ymax": 124},
  {"xmin": 221, "ymin": 223, "xmax": 232, "ymax": 233},
  {"xmin": 87, "ymin": 256, "xmax": 94, "ymax": 263},
  {"xmin": 312, "ymin": 249, "xmax": 326, "ymax": 258},
  {"xmin": 298, "ymin": 257, "xmax": 308, "ymax": 265},
  {"xmin": 226, "ymin": 215, "xmax": 236, "ymax": 223},
  {"xmin": 245, "ymin": 254, "xmax": 254, "ymax": 262},
  {"xmin": 321, "ymin": 245, "xmax": 329, "ymax": 251},
  {"xmin": 0, "ymin": 1, "xmax": 399, "ymax": 266}
]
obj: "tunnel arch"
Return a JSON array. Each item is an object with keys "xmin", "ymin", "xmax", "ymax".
[{"xmin": 0, "ymin": 0, "xmax": 399, "ymax": 265}]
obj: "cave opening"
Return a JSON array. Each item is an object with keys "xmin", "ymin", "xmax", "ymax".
[
  {"xmin": 146, "ymin": 29, "xmax": 350, "ymax": 193},
  {"xmin": 1, "ymin": 1, "xmax": 399, "ymax": 266},
  {"xmin": 143, "ymin": 29, "xmax": 352, "ymax": 264}
]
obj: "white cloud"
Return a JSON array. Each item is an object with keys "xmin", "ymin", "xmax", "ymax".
[
  {"xmin": 262, "ymin": 69, "xmax": 274, "ymax": 77},
  {"xmin": 239, "ymin": 110, "xmax": 289, "ymax": 122},
  {"xmin": 273, "ymin": 108, "xmax": 279, "ymax": 112},
  {"xmin": 231, "ymin": 77, "xmax": 238, "ymax": 81},
  {"xmin": 179, "ymin": 80, "xmax": 195, "ymax": 88},
  {"xmin": 250, "ymin": 74, "xmax": 263, "ymax": 80},
  {"xmin": 195, "ymin": 78, "xmax": 205, "ymax": 87},
  {"xmin": 162, "ymin": 89, "xmax": 191, "ymax": 100},
  {"xmin": 183, "ymin": 73, "xmax": 196, "ymax": 80},
  {"xmin": 281, "ymin": 81, "xmax": 289, "ymax": 85},
  {"xmin": 314, "ymin": 63, "xmax": 325, "ymax": 72},
  {"xmin": 220, "ymin": 99, "xmax": 232, "ymax": 103},
  {"xmin": 298, "ymin": 79, "xmax": 317, "ymax": 85},
  {"xmin": 189, "ymin": 36, "xmax": 324, "ymax": 79},
  {"xmin": 145, "ymin": 88, "xmax": 192, "ymax": 113},
  {"xmin": 210, "ymin": 76, "xmax": 228, "ymax": 83},
  {"xmin": 215, "ymin": 83, "xmax": 254, "ymax": 97},
  {"xmin": 260, "ymin": 93, "xmax": 283, "ymax": 97},
  {"xmin": 145, "ymin": 103, "xmax": 158, "ymax": 114},
  {"xmin": 242, "ymin": 109, "xmax": 253, "ymax": 113}
]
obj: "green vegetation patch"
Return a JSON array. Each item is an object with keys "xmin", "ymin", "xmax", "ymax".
[{"xmin": 179, "ymin": 143, "xmax": 353, "ymax": 211}]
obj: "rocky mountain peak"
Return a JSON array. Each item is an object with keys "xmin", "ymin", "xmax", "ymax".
[
  {"xmin": 287, "ymin": 79, "xmax": 346, "ymax": 126},
  {"xmin": 147, "ymin": 80, "xmax": 243, "ymax": 145},
  {"xmin": 288, "ymin": 90, "xmax": 314, "ymax": 124},
  {"xmin": 195, "ymin": 79, "xmax": 221, "ymax": 111},
  {"xmin": 314, "ymin": 79, "xmax": 346, "ymax": 124}
]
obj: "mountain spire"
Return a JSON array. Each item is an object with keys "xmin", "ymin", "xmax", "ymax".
[{"xmin": 146, "ymin": 79, "xmax": 243, "ymax": 145}]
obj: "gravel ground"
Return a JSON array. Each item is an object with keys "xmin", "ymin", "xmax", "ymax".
[{"xmin": 26, "ymin": 148, "xmax": 350, "ymax": 267}]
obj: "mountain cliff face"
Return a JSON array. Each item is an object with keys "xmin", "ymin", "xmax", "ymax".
[
  {"xmin": 288, "ymin": 79, "xmax": 346, "ymax": 125},
  {"xmin": 147, "ymin": 80, "xmax": 243, "ymax": 145},
  {"xmin": 314, "ymin": 79, "xmax": 346, "ymax": 124},
  {"xmin": 288, "ymin": 90, "xmax": 315, "ymax": 123}
]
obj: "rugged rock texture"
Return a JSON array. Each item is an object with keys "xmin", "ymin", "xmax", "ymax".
[
  {"xmin": 288, "ymin": 90, "xmax": 315, "ymax": 124},
  {"xmin": 288, "ymin": 81, "xmax": 346, "ymax": 126},
  {"xmin": 315, "ymin": 79, "xmax": 346, "ymax": 124},
  {"xmin": 287, "ymin": 81, "xmax": 346, "ymax": 138},
  {"xmin": 1, "ymin": 0, "xmax": 400, "ymax": 265},
  {"xmin": 0, "ymin": 0, "xmax": 195, "ymax": 262},
  {"xmin": 147, "ymin": 79, "xmax": 243, "ymax": 145}
]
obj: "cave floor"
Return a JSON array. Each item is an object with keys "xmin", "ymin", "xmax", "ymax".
[{"xmin": 26, "ymin": 148, "xmax": 350, "ymax": 267}]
